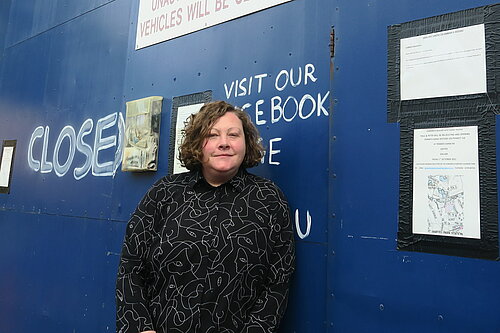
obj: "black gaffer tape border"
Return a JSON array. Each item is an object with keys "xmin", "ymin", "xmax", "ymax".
[
  {"xmin": 387, "ymin": 4, "xmax": 500, "ymax": 123},
  {"xmin": 397, "ymin": 106, "xmax": 498, "ymax": 260}
]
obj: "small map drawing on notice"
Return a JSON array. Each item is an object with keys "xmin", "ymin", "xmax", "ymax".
[{"xmin": 427, "ymin": 175, "xmax": 464, "ymax": 236}]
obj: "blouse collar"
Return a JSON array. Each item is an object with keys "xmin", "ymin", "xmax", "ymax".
[{"xmin": 186, "ymin": 168, "xmax": 248, "ymax": 193}]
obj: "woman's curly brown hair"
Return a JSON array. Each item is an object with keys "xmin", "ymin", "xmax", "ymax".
[{"xmin": 179, "ymin": 101, "xmax": 264, "ymax": 171}]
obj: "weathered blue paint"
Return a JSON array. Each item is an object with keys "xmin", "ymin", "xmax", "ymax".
[{"xmin": 0, "ymin": 0, "xmax": 499, "ymax": 332}]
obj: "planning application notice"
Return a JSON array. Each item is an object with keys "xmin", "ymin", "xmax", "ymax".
[
  {"xmin": 400, "ymin": 24, "xmax": 486, "ymax": 100},
  {"xmin": 412, "ymin": 126, "xmax": 480, "ymax": 239}
]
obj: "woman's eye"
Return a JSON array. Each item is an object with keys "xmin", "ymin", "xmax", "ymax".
[
  {"xmin": 207, "ymin": 133, "xmax": 218, "ymax": 138},
  {"xmin": 228, "ymin": 133, "xmax": 239, "ymax": 137}
]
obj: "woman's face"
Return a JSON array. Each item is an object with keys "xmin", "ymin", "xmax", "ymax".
[{"xmin": 201, "ymin": 112, "xmax": 246, "ymax": 185}]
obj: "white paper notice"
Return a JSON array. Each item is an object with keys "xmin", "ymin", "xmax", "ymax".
[
  {"xmin": 413, "ymin": 126, "xmax": 480, "ymax": 239},
  {"xmin": 400, "ymin": 24, "xmax": 486, "ymax": 100},
  {"xmin": 0, "ymin": 146, "xmax": 14, "ymax": 187},
  {"xmin": 173, "ymin": 103, "xmax": 205, "ymax": 174}
]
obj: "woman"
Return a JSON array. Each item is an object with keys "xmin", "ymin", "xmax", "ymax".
[{"xmin": 116, "ymin": 101, "xmax": 295, "ymax": 333}]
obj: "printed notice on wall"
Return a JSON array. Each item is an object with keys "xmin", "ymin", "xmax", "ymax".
[
  {"xmin": 412, "ymin": 126, "xmax": 480, "ymax": 239},
  {"xmin": 400, "ymin": 24, "xmax": 486, "ymax": 101},
  {"xmin": 136, "ymin": 0, "xmax": 293, "ymax": 49},
  {"xmin": 172, "ymin": 103, "xmax": 204, "ymax": 174}
]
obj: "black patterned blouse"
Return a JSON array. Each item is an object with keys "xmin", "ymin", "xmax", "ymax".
[{"xmin": 116, "ymin": 169, "xmax": 295, "ymax": 333}]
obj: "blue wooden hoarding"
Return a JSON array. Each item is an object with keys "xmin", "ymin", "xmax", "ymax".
[{"xmin": 0, "ymin": 0, "xmax": 499, "ymax": 332}]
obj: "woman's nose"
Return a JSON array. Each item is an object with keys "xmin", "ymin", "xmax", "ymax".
[{"xmin": 218, "ymin": 135, "xmax": 229, "ymax": 148}]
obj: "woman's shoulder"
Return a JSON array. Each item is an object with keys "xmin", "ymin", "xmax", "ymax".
[
  {"xmin": 159, "ymin": 171, "xmax": 195, "ymax": 184},
  {"xmin": 244, "ymin": 172, "xmax": 286, "ymax": 197},
  {"xmin": 147, "ymin": 171, "xmax": 198, "ymax": 195}
]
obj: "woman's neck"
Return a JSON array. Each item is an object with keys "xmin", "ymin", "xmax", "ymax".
[{"xmin": 202, "ymin": 168, "xmax": 238, "ymax": 187}]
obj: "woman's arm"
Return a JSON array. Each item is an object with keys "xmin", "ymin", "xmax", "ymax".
[
  {"xmin": 243, "ymin": 188, "xmax": 296, "ymax": 333},
  {"xmin": 116, "ymin": 184, "xmax": 160, "ymax": 333}
]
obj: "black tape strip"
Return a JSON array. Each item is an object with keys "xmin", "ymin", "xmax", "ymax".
[
  {"xmin": 397, "ymin": 106, "xmax": 498, "ymax": 260},
  {"xmin": 168, "ymin": 91, "xmax": 212, "ymax": 175},
  {"xmin": 387, "ymin": 4, "xmax": 500, "ymax": 123},
  {"xmin": 387, "ymin": 23, "xmax": 401, "ymax": 123},
  {"xmin": 485, "ymin": 5, "xmax": 500, "ymax": 99}
]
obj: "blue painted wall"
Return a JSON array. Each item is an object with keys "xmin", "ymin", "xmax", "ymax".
[
  {"xmin": 0, "ymin": 0, "xmax": 498, "ymax": 332},
  {"xmin": 329, "ymin": 1, "xmax": 500, "ymax": 332}
]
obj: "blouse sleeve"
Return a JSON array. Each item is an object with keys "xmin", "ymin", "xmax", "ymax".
[
  {"xmin": 116, "ymin": 183, "xmax": 160, "ymax": 333},
  {"xmin": 244, "ymin": 187, "xmax": 296, "ymax": 333}
]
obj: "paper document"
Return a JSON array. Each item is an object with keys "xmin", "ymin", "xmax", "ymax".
[
  {"xmin": 400, "ymin": 24, "xmax": 486, "ymax": 100},
  {"xmin": 412, "ymin": 126, "xmax": 480, "ymax": 239}
]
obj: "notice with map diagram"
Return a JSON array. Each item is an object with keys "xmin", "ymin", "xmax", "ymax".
[{"xmin": 412, "ymin": 126, "xmax": 480, "ymax": 239}]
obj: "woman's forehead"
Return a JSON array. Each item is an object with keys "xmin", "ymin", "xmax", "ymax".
[{"xmin": 210, "ymin": 112, "xmax": 243, "ymax": 129}]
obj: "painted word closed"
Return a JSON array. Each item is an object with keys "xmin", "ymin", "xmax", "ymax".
[{"xmin": 27, "ymin": 112, "xmax": 124, "ymax": 180}]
